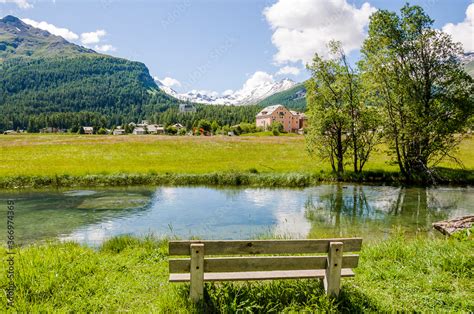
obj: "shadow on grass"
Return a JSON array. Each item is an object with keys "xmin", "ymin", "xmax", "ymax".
[
  {"xmin": 337, "ymin": 285, "xmax": 380, "ymax": 313},
  {"xmin": 177, "ymin": 279, "xmax": 379, "ymax": 313}
]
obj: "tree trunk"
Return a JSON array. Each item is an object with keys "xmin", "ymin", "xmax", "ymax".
[
  {"xmin": 336, "ymin": 129, "xmax": 344, "ymax": 176},
  {"xmin": 330, "ymin": 152, "xmax": 336, "ymax": 172},
  {"xmin": 353, "ymin": 134, "xmax": 358, "ymax": 173},
  {"xmin": 394, "ymin": 135, "xmax": 408, "ymax": 179}
]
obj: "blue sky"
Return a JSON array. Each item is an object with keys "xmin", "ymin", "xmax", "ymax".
[{"xmin": 1, "ymin": 0, "xmax": 473, "ymax": 95}]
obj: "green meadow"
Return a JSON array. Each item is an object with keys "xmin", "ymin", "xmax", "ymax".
[
  {"xmin": 0, "ymin": 134, "xmax": 473, "ymax": 187},
  {"xmin": 1, "ymin": 233, "xmax": 472, "ymax": 312}
]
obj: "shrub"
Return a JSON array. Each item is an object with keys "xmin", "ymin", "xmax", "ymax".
[{"xmin": 165, "ymin": 126, "xmax": 178, "ymax": 135}]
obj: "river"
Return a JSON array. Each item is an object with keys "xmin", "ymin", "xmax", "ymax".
[{"xmin": 0, "ymin": 184, "xmax": 472, "ymax": 246}]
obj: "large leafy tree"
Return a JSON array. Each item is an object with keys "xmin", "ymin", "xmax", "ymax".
[
  {"xmin": 361, "ymin": 4, "xmax": 474, "ymax": 181},
  {"xmin": 306, "ymin": 41, "xmax": 380, "ymax": 175}
]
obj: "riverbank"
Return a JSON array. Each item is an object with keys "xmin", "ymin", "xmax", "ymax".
[
  {"xmin": 0, "ymin": 134, "xmax": 473, "ymax": 188},
  {"xmin": 1, "ymin": 233, "xmax": 472, "ymax": 312},
  {"xmin": 1, "ymin": 168, "xmax": 474, "ymax": 189}
]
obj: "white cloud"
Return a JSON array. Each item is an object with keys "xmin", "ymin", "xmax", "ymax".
[
  {"xmin": 276, "ymin": 66, "xmax": 301, "ymax": 76},
  {"xmin": 21, "ymin": 18, "xmax": 79, "ymax": 41},
  {"xmin": 94, "ymin": 44, "xmax": 116, "ymax": 53},
  {"xmin": 240, "ymin": 71, "xmax": 274, "ymax": 93},
  {"xmin": 80, "ymin": 30, "xmax": 106, "ymax": 45},
  {"xmin": 21, "ymin": 18, "xmax": 117, "ymax": 53},
  {"xmin": 222, "ymin": 89, "xmax": 234, "ymax": 96},
  {"xmin": 263, "ymin": 0, "xmax": 376, "ymax": 64},
  {"xmin": 442, "ymin": 4, "xmax": 474, "ymax": 52},
  {"xmin": 0, "ymin": 0, "xmax": 32, "ymax": 9},
  {"xmin": 159, "ymin": 77, "xmax": 182, "ymax": 88}
]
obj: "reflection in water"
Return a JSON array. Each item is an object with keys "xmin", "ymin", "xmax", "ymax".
[
  {"xmin": 0, "ymin": 185, "xmax": 472, "ymax": 246},
  {"xmin": 62, "ymin": 187, "xmax": 313, "ymax": 245},
  {"xmin": 304, "ymin": 185, "xmax": 471, "ymax": 239}
]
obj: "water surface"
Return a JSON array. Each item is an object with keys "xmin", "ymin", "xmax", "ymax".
[{"xmin": 0, "ymin": 185, "xmax": 472, "ymax": 246}]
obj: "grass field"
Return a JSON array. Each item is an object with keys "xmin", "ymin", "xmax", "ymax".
[
  {"xmin": 0, "ymin": 134, "xmax": 346, "ymax": 175},
  {"xmin": 1, "ymin": 233, "xmax": 472, "ymax": 312},
  {"xmin": 0, "ymin": 134, "xmax": 473, "ymax": 187}
]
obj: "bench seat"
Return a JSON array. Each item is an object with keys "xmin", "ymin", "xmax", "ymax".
[
  {"xmin": 169, "ymin": 238, "xmax": 362, "ymax": 301},
  {"xmin": 169, "ymin": 268, "xmax": 355, "ymax": 282}
]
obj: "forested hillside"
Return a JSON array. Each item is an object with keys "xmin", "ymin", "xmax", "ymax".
[
  {"xmin": 0, "ymin": 55, "xmax": 180, "ymax": 130},
  {"xmin": 258, "ymin": 83, "xmax": 306, "ymax": 111}
]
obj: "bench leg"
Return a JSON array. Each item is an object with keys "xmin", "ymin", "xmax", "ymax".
[
  {"xmin": 324, "ymin": 241, "xmax": 343, "ymax": 297},
  {"xmin": 190, "ymin": 243, "xmax": 205, "ymax": 302}
]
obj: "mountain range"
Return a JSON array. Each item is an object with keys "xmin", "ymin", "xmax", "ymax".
[
  {"xmin": 156, "ymin": 77, "xmax": 298, "ymax": 106},
  {"xmin": 0, "ymin": 14, "xmax": 303, "ymax": 113}
]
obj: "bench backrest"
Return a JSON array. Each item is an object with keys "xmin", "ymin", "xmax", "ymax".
[{"xmin": 169, "ymin": 238, "xmax": 362, "ymax": 274}]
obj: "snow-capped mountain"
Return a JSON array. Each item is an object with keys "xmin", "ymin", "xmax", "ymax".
[
  {"xmin": 155, "ymin": 78, "xmax": 297, "ymax": 105},
  {"xmin": 460, "ymin": 52, "xmax": 474, "ymax": 63},
  {"xmin": 155, "ymin": 80, "xmax": 181, "ymax": 99}
]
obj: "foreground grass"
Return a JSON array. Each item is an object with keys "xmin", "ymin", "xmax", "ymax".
[
  {"xmin": 0, "ymin": 134, "xmax": 473, "ymax": 187},
  {"xmin": 1, "ymin": 234, "xmax": 472, "ymax": 312}
]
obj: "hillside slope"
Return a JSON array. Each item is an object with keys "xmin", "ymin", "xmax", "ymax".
[
  {"xmin": 258, "ymin": 82, "xmax": 307, "ymax": 111},
  {"xmin": 0, "ymin": 15, "xmax": 94, "ymax": 60}
]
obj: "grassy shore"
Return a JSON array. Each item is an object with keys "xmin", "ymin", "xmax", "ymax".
[
  {"xmin": 1, "ymin": 233, "xmax": 472, "ymax": 312},
  {"xmin": 0, "ymin": 134, "xmax": 473, "ymax": 188}
]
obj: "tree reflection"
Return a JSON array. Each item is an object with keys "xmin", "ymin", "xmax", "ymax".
[{"xmin": 304, "ymin": 185, "xmax": 456, "ymax": 239}]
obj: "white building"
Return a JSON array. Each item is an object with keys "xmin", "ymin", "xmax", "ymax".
[
  {"xmin": 82, "ymin": 127, "xmax": 94, "ymax": 135},
  {"xmin": 133, "ymin": 127, "xmax": 146, "ymax": 135},
  {"xmin": 113, "ymin": 127, "xmax": 125, "ymax": 135}
]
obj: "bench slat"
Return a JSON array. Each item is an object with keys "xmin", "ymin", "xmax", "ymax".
[
  {"xmin": 169, "ymin": 255, "xmax": 359, "ymax": 273},
  {"xmin": 169, "ymin": 238, "xmax": 362, "ymax": 256},
  {"xmin": 169, "ymin": 269, "xmax": 355, "ymax": 282}
]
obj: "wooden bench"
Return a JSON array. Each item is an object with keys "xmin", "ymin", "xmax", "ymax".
[{"xmin": 169, "ymin": 238, "xmax": 362, "ymax": 301}]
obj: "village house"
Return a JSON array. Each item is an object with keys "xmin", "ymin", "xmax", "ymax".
[
  {"xmin": 146, "ymin": 124, "xmax": 165, "ymax": 134},
  {"xmin": 131, "ymin": 121, "xmax": 165, "ymax": 135},
  {"xmin": 113, "ymin": 127, "xmax": 125, "ymax": 135},
  {"xmin": 127, "ymin": 121, "xmax": 185, "ymax": 135},
  {"xmin": 132, "ymin": 127, "xmax": 146, "ymax": 135},
  {"xmin": 40, "ymin": 127, "xmax": 66, "ymax": 134},
  {"xmin": 82, "ymin": 126, "xmax": 94, "ymax": 135},
  {"xmin": 256, "ymin": 105, "xmax": 307, "ymax": 133},
  {"xmin": 172, "ymin": 123, "xmax": 184, "ymax": 130}
]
